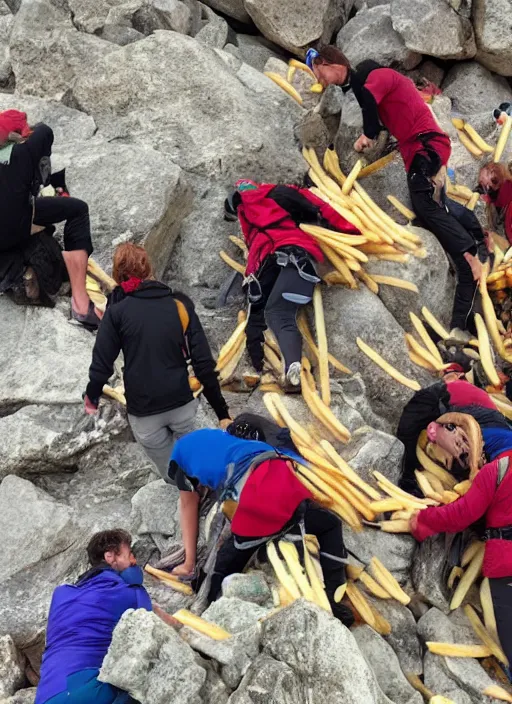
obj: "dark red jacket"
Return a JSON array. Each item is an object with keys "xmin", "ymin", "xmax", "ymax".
[
  {"xmin": 363, "ymin": 68, "xmax": 451, "ymax": 172},
  {"xmin": 493, "ymin": 180, "xmax": 512, "ymax": 245},
  {"xmin": 412, "ymin": 450, "xmax": 512, "ymax": 578},
  {"xmin": 237, "ymin": 184, "xmax": 360, "ymax": 276}
]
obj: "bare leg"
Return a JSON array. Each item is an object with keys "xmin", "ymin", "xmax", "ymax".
[
  {"xmin": 62, "ymin": 249, "xmax": 102, "ymax": 318},
  {"xmin": 173, "ymin": 490, "xmax": 200, "ymax": 575}
]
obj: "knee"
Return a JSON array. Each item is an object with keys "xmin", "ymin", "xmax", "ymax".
[{"xmin": 74, "ymin": 199, "xmax": 89, "ymax": 218}]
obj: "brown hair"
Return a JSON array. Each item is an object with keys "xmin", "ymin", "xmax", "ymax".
[
  {"xmin": 314, "ymin": 45, "xmax": 351, "ymax": 70},
  {"xmin": 435, "ymin": 412, "xmax": 484, "ymax": 480},
  {"xmin": 112, "ymin": 242, "xmax": 153, "ymax": 283},
  {"xmin": 87, "ymin": 529, "xmax": 132, "ymax": 566}
]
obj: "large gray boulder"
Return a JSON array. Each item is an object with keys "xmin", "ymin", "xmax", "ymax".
[
  {"xmin": 391, "ymin": 0, "xmax": 476, "ymax": 60},
  {"xmin": 260, "ymin": 600, "xmax": 394, "ymax": 703},
  {"xmin": 417, "ymin": 606, "xmax": 481, "ymax": 646},
  {"xmin": 195, "ymin": 3, "xmax": 228, "ymax": 49},
  {"xmin": 0, "ymin": 635, "xmax": 25, "ymax": 699},
  {"xmin": 320, "ymin": 285, "xmax": 432, "ymax": 426},
  {"xmin": 10, "ymin": 0, "xmax": 116, "ymax": 99},
  {"xmin": 366, "ymin": 597, "xmax": 423, "ymax": 675},
  {"xmin": 243, "ymin": 0, "xmax": 353, "ymax": 54},
  {"xmin": 228, "ymin": 33, "xmax": 283, "ymax": 73},
  {"xmin": 1, "ymin": 688, "xmax": 37, "ymax": 704},
  {"xmin": 131, "ymin": 479, "xmax": 180, "ymax": 537},
  {"xmin": 0, "ymin": 13, "xmax": 13, "ymax": 87},
  {"xmin": 337, "ymin": 5, "xmax": 421, "ymax": 70},
  {"xmin": 0, "ymin": 299, "xmax": 94, "ymax": 411},
  {"xmin": 202, "ymin": 596, "xmax": 270, "ymax": 634},
  {"xmin": 411, "ymin": 535, "xmax": 451, "ymax": 613},
  {"xmin": 229, "ymin": 653, "xmax": 303, "ymax": 703},
  {"xmin": 473, "ymin": 0, "xmax": 512, "ymax": 77},
  {"xmin": 353, "ymin": 625, "xmax": 423, "ymax": 704},
  {"xmin": 423, "ymin": 651, "xmax": 473, "ymax": 704},
  {"xmin": 99, "ymin": 608, "xmax": 223, "ymax": 703},
  {"xmin": 442, "ymin": 60, "xmax": 512, "ymax": 118},
  {"xmin": 72, "ymin": 31, "xmax": 305, "ymax": 184},
  {"xmin": 202, "ymin": 0, "xmax": 250, "ymax": 23},
  {"xmin": 67, "ymin": 140, "xmax": 193, "ymax": 275},
  {"xmin": 344, "ymin": 528, "xmax": 416, "ymax": 583},
  {"xmin": 340, "ymin": 427, "xmax": 405, "ymax": 485}
]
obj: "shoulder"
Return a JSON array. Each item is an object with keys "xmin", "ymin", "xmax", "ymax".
[{"xmin": 172, "ymin": 290, "xmax": 195, "ymax": 312}]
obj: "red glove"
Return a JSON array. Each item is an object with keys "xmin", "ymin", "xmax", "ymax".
[{"xmin": 84, "ymin": 395, "xmax": 98, "ymax": 415}]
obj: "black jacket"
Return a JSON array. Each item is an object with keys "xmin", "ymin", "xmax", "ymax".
[
  {"xmin": 86, "ymin": 281, "xmax": 229, "ymax": 420},
  {"xmin": 345, "ymin": 60, "xmax": 384, "ymax": 141},
  {"xmin": 0, "ymin": 123, "xmax": 53, "ymax": 252}
]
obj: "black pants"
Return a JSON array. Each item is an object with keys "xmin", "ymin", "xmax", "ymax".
[
  {"xmin": 408, "ymin": 164, "xmax": 479, "ymax": 332},
  {"xmin": 490, "ymin": 576, "xmax": 512, "ymax": 677},
  {"xmin": 33, "ymin": 197, "xmax": 93, "ymax": 255},
  {"xmin": 246, "ymin": 256, "xmax": 314, "ymax": 372},
  {"xmin": 208, "ymin": 504, "xmax": 353, "ymax": 625}
]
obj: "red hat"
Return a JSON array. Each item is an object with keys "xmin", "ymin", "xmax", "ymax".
[
  {"xmin": 0, "ymin": 110, "xmax": 31, "ymax": 143},
  {"xmin": 442, "ymin": 363, "xmax": 466, "ymax": 375}
]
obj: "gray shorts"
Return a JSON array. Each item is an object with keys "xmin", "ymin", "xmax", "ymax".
[{"xmin": 128, "ymin": 399, "xmax": 198, "ymax": 482}]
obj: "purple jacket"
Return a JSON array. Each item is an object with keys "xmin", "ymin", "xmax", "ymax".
[{"xmin": 35, "ymin": 566, "xmax": 151, "ymax": 704}]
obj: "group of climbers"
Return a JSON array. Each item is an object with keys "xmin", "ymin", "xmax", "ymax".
[{"xmin": 6, "ymin": 41, "xmax": 511, "ymax": 704}]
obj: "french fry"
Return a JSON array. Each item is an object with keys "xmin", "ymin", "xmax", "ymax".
[
  {"xmin": 334, "ymin": 583, "xmax": 347, "ymax": 602},
  {"xmin": 494, "ymin": 115, "xmax": 512, "ymax": 163},
  {"xmin": 406, "ymin": 334, "xmax": 444, "ymax": 371},
  {"xmin": 370, "ymin": 498, "xmax": 405, "ymax": 513},
  {"xmin": 426, "ymin": 642, "xmax": 491, "ymax": 658},
  {"xmin": 320, "ymin": 440, "xmax": 382, "ymax": 500},
  {"xmin": 87, "ymin": 258, "xmax": 117, "ymax": 291},
  {"xmin": 346, "ymin": 581, "xmax": 391, "ymax": 635},
  {"xmin": 461, "ymin": 540, "xmax": 484, "ymax": 568},
  {"xmin": 341, "ymin": 159, "xmax": 363, "ymax": 195},
  {"xmin": 380, "ymin": 520, "xmax": 411, "ymax": 533},
  {"xmin": 369, "ymin": 556, "xmax": 411, "ymax": 605},
  {"xmin": 450, "ymin": 545, "xmax": 485, "ymax": 610},
  {"xmin": 371, "ymin": 275, "xmax": 419, "ymax": 293},
  {"xmin": 457, "ymin": 129, "xmax": 483, "ymax": 158},
  {"xmin": 464, "ymin": 604, "xmax": 508, "ymax": 665},
  {"xmin": 480, "ymin": 577, "xmax": 499, "ymax": 643},
  {"xmin": 219, "ymin": 340, "xmax": 246, "ymax": 384},
  {"xmin": 475, "ymin": 313, "xmax": 501, "ymax": 386},
  {"xmin": 144, "ymin": 565, "xmax": 194, "ymax": 595},
  {"xmin": 387, "ymin": 195, "xmax": 415, "ymax": 221},
  {"xmin": 172, "ymin": 609, "xmax": 231, "ymax": 639},
  {"xmin": 447, "ymin": 566, "xmax": 463, "ymax": 590},
  {"xmin": 356, "ymin": 269, "xmax": 379, "ymax": 294},
  {"xmin": 421, "ymin": 306, "xmax": 450, "ymax": 340},
  {"xmin": 228, "ymin": 235, "xmax": 248, "ymax": 258},
  {"xmin": 409, "ymin": 312, "xmax": 443, "ymax": 364},
  {"xmin": 356, "ymin": 337, "xmax": 421, "ymax": 391},
  {"xmin": 313, "ymin": 285, "xmax": 331, "ymax": 406},
  {"xmin": 278, "ymin": 541, "xmax": 316, "ymax": 601},
  {"xmin": 483, "ymin": 686, "xmax": 512, "ymax": 702},
  {"xmin": 264, "ymin": 72, "xmax": 303, "ymax": 105},
  {"xmin": 301, "ymin": 361, "xmax": 350, "ymax": 442},
  {"xmin": 358, "ymin": 151, "xmax": 397, "ymax": 178},
  {"xmin": 454, "ymin": 480, "xmax": 472, "ymax": 496},
  {"xmin": 297, "ymin": 311, "xmax": 352, "ymax": 374},
  {"xmin": 220, "ymin": 250, "xmax": 245, "ymax": 275},
  {"xmin": 267, "ymin": 541, "xmax": 301, "ymax": 601},
  {"xmin": 216, "ymin": 315, "xmax": 247, "ymax": 370},
  {"xmin": 302, "ymin": 537, "xmax": 332, "ymax": 612},
  {"xmin": 262, "ymin": 392, "xmax": 286, "ymax": 427},
  {"xmin": 416, "ymin": 442, "xmax": 457, "ymax": 489},
  {"xmin": 299, "ymin": 224, "xmax": 368, "ymax": 247},
  {"xmin": 321, "ymin": 243, "xmax": 358, "ymax": 289},
  {"xmin": 270, "ymin": 393, "xmax": 317, "ymax": 448},
  {"xmin": 466, "ymin": 192, "xmax": 480, "ymax": 211}
]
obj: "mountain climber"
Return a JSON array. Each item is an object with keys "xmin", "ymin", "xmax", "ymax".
[
  {"xmin": 307, "ymin": 46, "xmax": 489, "ymax": 341},
  {"xmin": 84, "ymin": 243, "xmax": 231, "ymax": 489},
  {"xmin": 479, "ymin": 162, "xmax": 512, "ymax": 246},
  {"xmin": 224, "ymin": 178, "xmax": 360, "ymax": 388},
  {"xmin": 396, "ymin": 359, "xmax": 502, "ymax": 495},
  {"xmin": 409, "ymin": 413, "xmax": 512, "ymax": 675},
  {"xmin": 35, "ymin": 529, "xmax": 175, "ymax": 704},
  {"xmin": 166, "ymin": 422, "xmax": 354, "ymax": 626},
  {"xmin": 0, "ymin": 109, "xmax": 101, "ymax": 328}
]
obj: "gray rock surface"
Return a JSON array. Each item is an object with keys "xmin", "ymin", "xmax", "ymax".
[
  {"xmin": 231, "ymin": 33, "xmax": 283, "ymax": 72},
  {"xmin": 353, "ymin": 625, "xmax": 423, "ymax": 704},
  {"xmin": 417, "ymin": 606, "xmax": 480, "ymax": 645},
  {"xmin": 222, "ymin": 572, "xmax": 272, "ymax": 605},
  {"xmin": 228, "ymin": 653, "xmax": 303, "ymax": 703},
  {"xmin": 391, "ymin": 0, "xmax": 476, "ymax": 60},
  {"xmin": 202, "ymin": 0, "xmax": 250, "ymax": 23},
  {"xmin": 0, "ymin": 688, "xmax": 37, "ymax": 704},
  {"xmin": 337, "ymin": 5, "xmax": 421, "ymax": 70},
  {"xmin": 366, "ymin": 597, "xmax": 423, "ymax": 675},
  {"xmin": 411, "ymin": 535, "xmax": 451, "ymax": 613},
  {"xmin": 473, "ymin": 0, "xmax": 512, "ymax": 76},
  {"xmin": 423, "ymin": 651, "xmax": 473, "ymax": 704},
  {"xmin": 0, "ymin": 635, "xmax": 25, "ymax": 698},
  {"xmin": 260, "ymin": 600, "xmax": 394, "ymax": 703},
  {"xmin": 202, "ymin": 596, "xmax": 270, "ymax": 633},
  {"xmin": 442, "ymin": 60, "xmax": 512, "ymax": 118},
  {"xmin": 244, "ymin": 0, "xmax": 352, "ymax": 54},
  {"xmin": 345, "ymin": 528, "xmax": 416, "ymax": 584},
  {"xmin": 340, "ymin": 426, "xmax": 405, "ymax": 484},
  {"xmin": 131, "ymin": 479, "xmax": 180, "ymax": 537},
  {"xmin": 195, "ymin": 3, "xmax": 228, "ymax": 48}
]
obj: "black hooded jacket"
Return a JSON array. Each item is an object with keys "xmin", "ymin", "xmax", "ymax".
[{"xmin": 86, "ymin": 281, "xmax": 229, "ymax": 420}]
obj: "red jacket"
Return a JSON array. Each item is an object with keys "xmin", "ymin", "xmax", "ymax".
[
  {"xmin": 364, "ymin": 68, "xmax": 451, "ymax": 172},
  {"xmin": 231, "ymin": 458, "xmax": 312, "ymax": 537},
  {"xmin": 494, "ymin": 180, "xmax": 512, "ymax": 245},
  {"xmin": 446, "ymin": 379, "xmax": 497, "ymax": 410},
  {"xmin": 237, "ymin": 184, "xmax": 360, "ymax": 276},
  {"xmin": 412, "ymin": 450, "xmax": 512, "ymax": 578}
]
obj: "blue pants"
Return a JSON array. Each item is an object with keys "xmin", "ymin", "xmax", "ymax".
[{"xmin": 44, "ymin": 669, "xmax": 135, "ymax": 704}]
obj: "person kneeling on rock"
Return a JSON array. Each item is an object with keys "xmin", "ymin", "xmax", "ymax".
[
  {"xmin": 308, "ymin": 46, "xmax": 489, "ymax": 343},
  {"xmin": 409, "ymin": 413, "xmax": 512, "ymax": 677},
  {"xmin": 0, "ymin": 109, "xmax": 101, "ymax": 328},
  {"xmin": 35, "ymin": 529, "xmax": 175, "ymax": 704},
  {"xmin": 224, "ymin": 178, "xmax": 360, "ymax": 389},
  {"xmin": 84, "ymin": 243, "xmax": 231, "ymax": 486},
  {"xmin": 167, "ymin": 422, "xmax": 354, "ymax": 626}
]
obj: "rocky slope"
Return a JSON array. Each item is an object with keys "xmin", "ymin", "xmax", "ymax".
[{"xmin": 1, "ymin": 0, "xmax": 512, "ymax": 702}]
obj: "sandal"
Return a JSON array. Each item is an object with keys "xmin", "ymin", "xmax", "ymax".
[{"xmin": 71, "ymin": 300, "xmax": 102, "ymax": 331}]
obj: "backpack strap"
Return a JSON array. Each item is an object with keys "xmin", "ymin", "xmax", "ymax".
[
  {"xmin": 497, "ymin": 456, "xmax": 510, "ymax": 488},
  {"xmin": 174, "ymin": 298, "xmax": 189, "ymax": 334}
]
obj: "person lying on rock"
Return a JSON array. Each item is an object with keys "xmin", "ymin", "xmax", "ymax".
[
  {"xmin": 0, "ymin": 109, "xmax": 102, "ymax": 328},
  {"xmin": 479, "ymin": 162, "xmax": 512, "ymax": 246},
  {"xmin": 84, "ymin": 242, "xmax": 231, "ymax": 490},
  {"xmin": 409, "ymin": 412, "xmax": 512, "ymax": 676},
  {"xmin": 166, "ymin": 421, "xmax": 354, "ymax": 626},
  {"xmin": 396, "ymin": 357, "xmax": 504, "ymax": 495},
  {"xmin": 224, "ymin": 178, "xmax": 360, "ymax": 390},
  {"xmin": 307, "ymin": 46, "xmax": 490, "ymax": 343},
  {"xmin": 35, "ymin": 529, "xmax": 175, "ymax": 704}
]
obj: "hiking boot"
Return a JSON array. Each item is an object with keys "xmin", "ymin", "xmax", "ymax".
[
  {"xmin": 23, "ymin": 266, "xmax": 40, "ymax": 301},
  {"xmin": 285, "ymin": 361, "xmax": 302, "ymax": 388}
]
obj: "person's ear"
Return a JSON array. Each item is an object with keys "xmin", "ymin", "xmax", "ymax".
[{"xmin": 104, "ymin": 550, "xmax": 116, "ymax": 566}]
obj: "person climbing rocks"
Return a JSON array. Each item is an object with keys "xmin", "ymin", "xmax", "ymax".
[
  {"xmin": 307, "ymin": 46, "xmax": 490, "ymax": 342},
  {"xmin": 167, "ymin": 423, "xmax": 354, "ymax": 625},
  {"xmin": 396, "ymin": 357, "xmax": 504, "ymax": 495},
  {"xmin": 35, "ymin": 529, "xmax": 175, "ymax": 704},
  {"xmin": 409, "ymin": 413, "xmax": 512, "ymax": 675},
  {"xmin": 0, "ymin": 109, "xmax": 101, "ymax": 328},
  {"xmin": 84, "ymin": 242, "xmax": 231, "ymax": 486},
  {"xmin": 479, "ymin": 162, "xmax": 512, "ymax": 246},
  {"xmin": 224, "ymin": 178, "xmax": 360, "ymax": 388}
]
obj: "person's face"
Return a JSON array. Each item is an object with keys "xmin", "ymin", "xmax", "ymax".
[
  {"xmin": 104, "ymin": 543, "xmax": 136, "ymax": 572},
  {"xmin": 479, "ymin": 169, "xmax": 494, "ymax": 192},
  {"xmin": 313, "ymin": 62, "xmax": 348, "ymax": 88},
  {"xmin": 426, "ymin": 421, "xmax": 470, "ymax": 468}
]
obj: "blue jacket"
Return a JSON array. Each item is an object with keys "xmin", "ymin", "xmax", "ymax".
[{"xmin": 35, "ymin": 566, "xmax": 151, "ymax": 704}]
